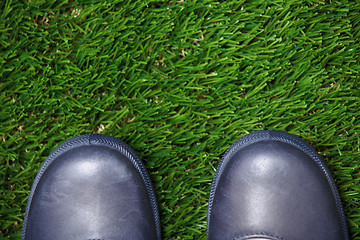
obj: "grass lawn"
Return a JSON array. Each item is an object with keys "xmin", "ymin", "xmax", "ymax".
[{"xmin": 1, "ymin": 0, "xmax": 360, "ymax": 239}]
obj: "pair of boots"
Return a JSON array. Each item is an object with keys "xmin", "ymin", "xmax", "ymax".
[{"xmin": 22, "ymin": 130, "xmax": 349, "ymax": 240}]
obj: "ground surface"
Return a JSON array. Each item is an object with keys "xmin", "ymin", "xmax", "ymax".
[{"xmin": 1, "ymin": 0, "xmax": 360, "ymax": 239}]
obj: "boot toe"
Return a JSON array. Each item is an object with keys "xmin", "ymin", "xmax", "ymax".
[
  {"xmin": 207, "ymin": 130, "xmax": 348, "ymax": 240},
  {"xmin": 23, "ymin": 134, "xmax": 161, "ymax": 240}
]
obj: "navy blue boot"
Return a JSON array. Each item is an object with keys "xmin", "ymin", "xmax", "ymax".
[
  {"xmin": 207, "ymin": 130, "xmax": 349, "ymax": 240},
  {"xmin": 22, "ymin": 134, "xmax": 161, "ymax": 240}
]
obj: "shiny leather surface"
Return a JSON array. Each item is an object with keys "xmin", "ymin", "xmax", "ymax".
[
  {"xmin": 232, "ymin": 233, "xmax": 286, "ymax": 240},
  {"xmin": 208, "ymin": 131, "xmax": 348, "ymax": 240},
  {"xmin": 23, "ymin": 135, "xmax": 159, "ymax": 240}
]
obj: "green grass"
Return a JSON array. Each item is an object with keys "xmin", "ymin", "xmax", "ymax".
[{"xmin": 1, "ymin": 0, "xmax": 360, "ymax": 239}]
